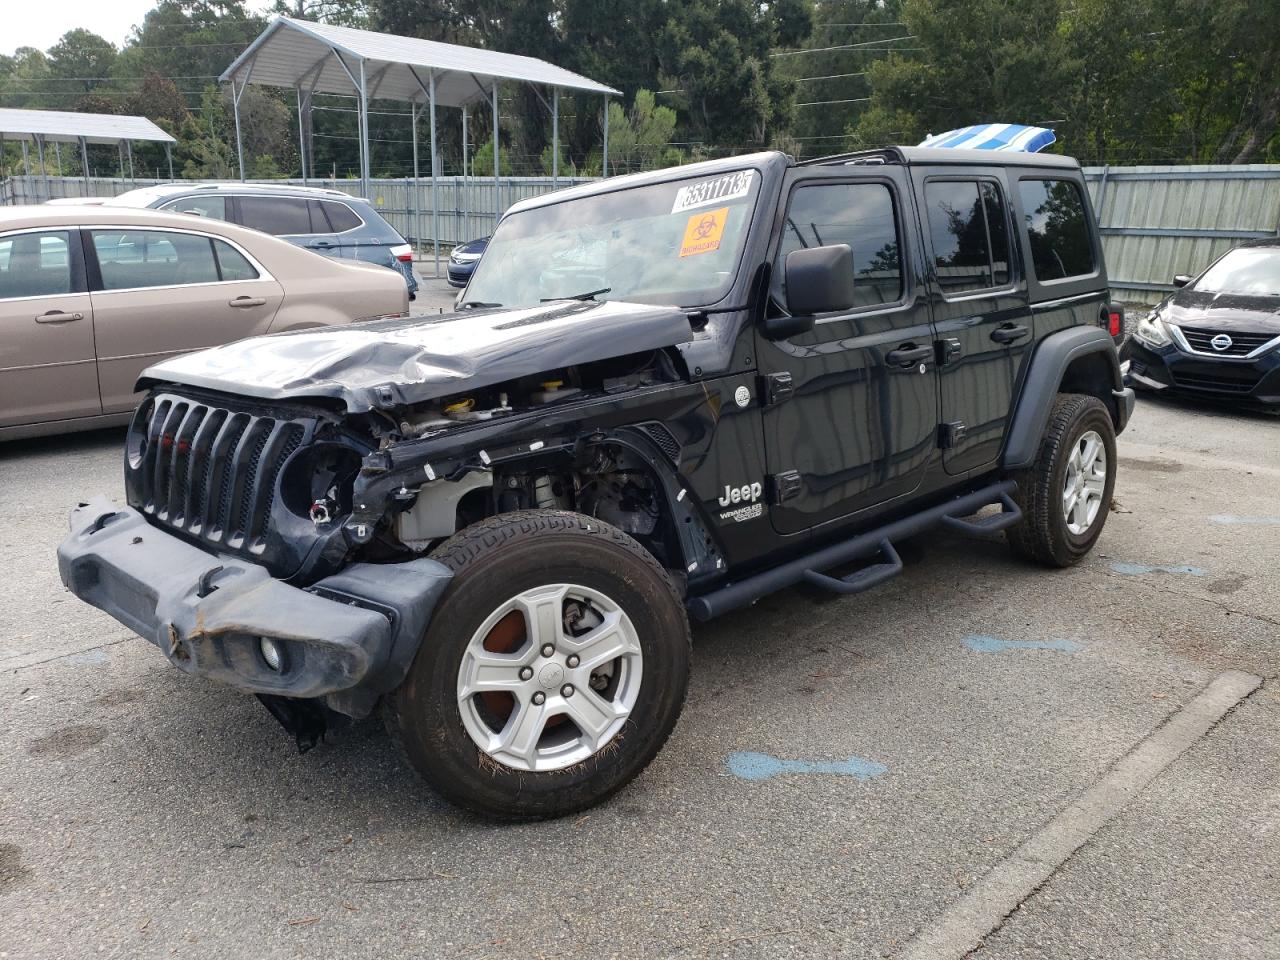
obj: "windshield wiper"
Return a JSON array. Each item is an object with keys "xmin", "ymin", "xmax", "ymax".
[
  {"xmin": 459, "ymin": 300, "xmax": 502, "ymax": 309},
  {"xmin": 540, "ymin": 287, "xmax": 611, "ymax": 303}
]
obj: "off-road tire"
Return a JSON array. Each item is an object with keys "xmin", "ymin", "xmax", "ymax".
[
  {"xmin": 385, "ymin": 510, "xmax": 691, "ymax": 821},
  {"xmin": 1007, "ymin": 393, "xmax": 1116, "ymax": 567}
]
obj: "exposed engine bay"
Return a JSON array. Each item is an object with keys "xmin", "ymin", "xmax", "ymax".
[{"xmin": 371, "ymin": 350, "xmax": 681, "ymax": 562}]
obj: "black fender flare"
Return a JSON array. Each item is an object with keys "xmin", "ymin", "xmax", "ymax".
[{"xmin": 1001, "ymin": 325, "xmax": 1135, "ymax": 470}]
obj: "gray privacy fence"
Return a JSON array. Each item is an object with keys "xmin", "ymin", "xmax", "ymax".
[
  {"xmin": 1083, "ymin": 164, "xmax": 1280, "ymax": 304},
  {"xmin": 0, "ymin": 174, "xmax": 596, "ymax": 248},
  {"xmin": 6, "ymin": 164, "xmax": 1280, "ymax": 300}
]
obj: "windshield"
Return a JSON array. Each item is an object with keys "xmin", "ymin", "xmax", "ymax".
[
  {"xmin": 1193, "ymin": 247, "xmax": 1280, "ymax": 296},
  {"xmin": 462, "ymin": 169, "xmax": 760, "ymax": 308}
]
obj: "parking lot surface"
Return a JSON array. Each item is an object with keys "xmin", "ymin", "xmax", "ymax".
[{"xmin": 1, "ymin": 394, "xmax": 1276, "ymax": 959}]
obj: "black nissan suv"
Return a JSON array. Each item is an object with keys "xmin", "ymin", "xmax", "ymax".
[{"xmin": 59, "ymin": 147, "xmax": 1134, "ymax": 820}]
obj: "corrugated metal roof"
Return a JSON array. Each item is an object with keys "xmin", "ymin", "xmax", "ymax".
[
  {"xmin": 222, "ymin": 17, "xmax": 620, "ymax": 107},
  {"xmin": 0, "ymin": 108, "xmax": 176, "ymax": 145}
]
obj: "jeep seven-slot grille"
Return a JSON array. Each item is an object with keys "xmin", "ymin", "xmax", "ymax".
[
  {"xmin": 135, "ymin": 396, "xmax": 304, "ymax": 553},
  {"xmin": 1177, "ymin": 326, "xmax": 1277, "ymax": 357}
]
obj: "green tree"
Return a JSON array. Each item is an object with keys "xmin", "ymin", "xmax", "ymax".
[
  {"xmin": 602, "ymin": 89, "xmax": 684, "ymax": 174},
  {"xmin": 776, "ymin": 0, "xmax": 906, "ymax": 158},
  {"xmin": 179, "ymin": 86, "xmax": 236, "ymax": 178},
  {"xmin": 657, "ymin": 0, "xmax": 812, "ymax": 147},
  {"xmin": 850, "ymin": 0, "xmax": 1074, "ymax": 150},
  {"xmin": 0, "ymin": 47, "xmax": 52, "ymax": 109},
  {"xmin": 47, "ymin": 29, "xmax": 118, "ymax": 95}
]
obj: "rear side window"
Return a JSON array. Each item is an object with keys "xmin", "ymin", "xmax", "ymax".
[
  {"xmin": 925, "ymin": 179, "xmax": 1012, "ymax": 295},
  {"xmin": 238, "ymin": 196, "xmax": 313, "ymax": 236},
  {"xmin": 213, "ymin": 240, "xmax": 259, "ymax": 281},
  {"xmin": 318, "ymin": 200, "xmax": 361, "ymax": 233},
  {"xmin": 163, "ymin": 195, "xmax": 228, "ymax": 220},
  {"xmin": 0, "ymin": 231, "xmax": 73, "ymax": 299},
  {"xmin": 91, "ymin": 230, "xmax": 219, "ymax": 290},
  {"xmin": 772, "ymin": 181, "xmax": 903, "ymax": 310},
  {"xmin": 1018, "ymin": 179, "xmax": 1095, "ymax": 281}
]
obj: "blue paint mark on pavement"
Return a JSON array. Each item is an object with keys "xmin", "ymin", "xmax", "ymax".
[
  {"xmin": 67, "ymin": 649, "xmax": 109, "ymax": 665},
  {"xmin": 726, "ymin": 751, "xmax": 888, "ymax": 783},
  {"xmin": 963, "ymin": 634, "xmax": 1083, "ymax": 654},
  {"xmin": 1208, "ymin": 515, "xmax": 1280, "ymax": 526},
  {"xmin": 1110, "ymin": 561, "xmax": 1206, "ymax": 576}
]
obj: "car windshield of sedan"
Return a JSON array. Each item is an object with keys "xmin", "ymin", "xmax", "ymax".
[
  {"xmin": 1194, "ymin": 247, "xmax": 1280, "ymax": 296},
  {"xmin": 461, "ymin": 169, "xmax": 761, "ymax": 308}
]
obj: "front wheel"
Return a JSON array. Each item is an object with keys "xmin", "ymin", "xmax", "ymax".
[
  {"xmin": 385, "ymin": 510, "xmax": 691, "ymax": 820},
  {"xmin": 1007, "ymin": 393, "xmax": 1117, "ymax": 567}
]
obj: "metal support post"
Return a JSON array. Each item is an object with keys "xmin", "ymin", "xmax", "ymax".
[
  {"xmin": 552, "ymin": 87, "xmax": 559, "ymax": 186},
  {"xmin": 429, "ymin": 68, "xmax": 440, "ymax": 277}
]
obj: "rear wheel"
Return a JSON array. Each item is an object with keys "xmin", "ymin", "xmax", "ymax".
[
  {"xmin": 1007, "ymin": 393, "xmax": 1116, "ymax": 567},
  {"xmin": 385, "ymin": 510, "xmax": 690, "ymax": 820}
]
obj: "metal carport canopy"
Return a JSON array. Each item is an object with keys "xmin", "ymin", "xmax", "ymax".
[
  {"xmin": 220, "ymin": 16, "xmax": 620, "ymax": 277},
  {"xmin": 221, "ymin": 16, "xmax": 619, "ymax": 108},
  {"xmin": 0, "ymin": 107, "xmax": 177, "ymax": 184}
]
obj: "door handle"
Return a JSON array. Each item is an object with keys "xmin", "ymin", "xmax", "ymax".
[
  {"xmin": 228, "ymin": 296, "xmax": 267, "ymax": 308},
  {"xmin": 991, "ymin": 323, "xmax": 1030, "ymax": 344},
  {"xmin": 886, "ymin": 344, "xmax": 933, "ymax": 368},
  {"xmin": 308, "ymin": 241, "xmax": 334, "ymax": 249},
  {"xmin": 34, "ymin": 310, "xmax": 83, "ymax": 323}
]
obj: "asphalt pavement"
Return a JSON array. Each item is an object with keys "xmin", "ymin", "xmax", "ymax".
[{"xmin": 1, "ymin": 390, "xmax": 1276, "ymax": 960}]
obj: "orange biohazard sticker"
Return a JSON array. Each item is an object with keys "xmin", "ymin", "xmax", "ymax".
[{"xmin": 679, "ymin": 207, "xmax": 729, "ymax": 257}]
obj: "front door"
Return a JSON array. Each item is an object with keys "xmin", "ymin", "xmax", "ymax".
[
  {"xmin": 756, "ymin": 170, "xmax": 940, "ymax": 536},
  {"xmin": 915, "ymin": 171, "xmax": 1032, "ymax": 473},
  {"xmin": 85, "ymin": 227, "xmax": 284, "ymax": 413},
  {"xmin": 0, "ymin": 228, "xmax": 99, "ymax": 428}
]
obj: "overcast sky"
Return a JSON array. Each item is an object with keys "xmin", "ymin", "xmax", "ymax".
[{"xmin": 4, "ymin": 1, "xmax": 270, "ymax": 55}]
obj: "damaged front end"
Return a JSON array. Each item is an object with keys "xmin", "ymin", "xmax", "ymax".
[{"xmin": 58, "ymin": 297, "xmax": 726, "ymax": 742}]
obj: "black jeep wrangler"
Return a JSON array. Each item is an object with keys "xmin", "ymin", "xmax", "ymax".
[{"xmin": 59, "ymin": 147, "xmax": 1134, "ymax": 819}]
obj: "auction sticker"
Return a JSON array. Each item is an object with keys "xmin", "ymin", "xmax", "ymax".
[
  {"xmin": 679, "ymin": 208, "xmax": 729, "ymax": 258},
  {"xmin": 671, "ymin": 170, "xmax": 754, "ymax": 214}
]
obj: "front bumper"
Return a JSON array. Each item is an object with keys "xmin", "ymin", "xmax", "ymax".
[
  {"xmin": 1125, "ymin": 339, "xmax": 1280, "ymax": 407},
  {"xmin": 57, "ymin": 498, "xmax": 451, "ymax": 717},
  {"xmin": 446, "ymin": 260, "xmax": 476, "ymax": 287}
]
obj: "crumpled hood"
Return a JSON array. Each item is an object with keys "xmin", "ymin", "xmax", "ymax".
[
  {"xmin": 1163, "ymin": 289, "xmax": 1280, "ymax": 335},
  {"xmin": 139, "ymin": 300, "xmax": 693, "ymax": 412}
]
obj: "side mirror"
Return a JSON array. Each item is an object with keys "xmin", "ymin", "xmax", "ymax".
[
  {"xmin": 763, "ymin": 244, "xmax": 856, "ymax": 340},
  {"xmin": 1172, "ymin": 274, "xmax": 1192, "ymax": 288}
]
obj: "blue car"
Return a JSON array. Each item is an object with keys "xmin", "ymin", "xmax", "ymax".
[
  {"xmin": 104, "ymin": 183, "xmax": 420, "ymax": 299},
  {"xmin": 447, "ymin": 236, "xmax": 489, "ymax": 287}
]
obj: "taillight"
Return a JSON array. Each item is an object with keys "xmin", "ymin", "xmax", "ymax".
[
  {"xmin": 1101, "ymin": 303, "xmax": 1124, "ymax": 339},
  {"xmin": 390, "ymin": 243, "xmax": 413, "ymax": 263}
]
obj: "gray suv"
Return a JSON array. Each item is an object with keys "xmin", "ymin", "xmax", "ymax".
[{"xmin": 104, "ymin": 183, "xmax": 419, "ymax": 299}]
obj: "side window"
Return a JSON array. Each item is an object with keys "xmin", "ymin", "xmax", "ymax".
[
  {"xmin": 1018, "ymin": 179, "xmax": 1095, "ymax": 281},
  {"xmin": 163, "ymin": 195, "xmax": 228, "ymax": 220},
  {"xmin": 238, "ymin": 196, "xmax": 313, "ymax": 236},
  {"xmin": 983, "ymin": 183, "xmax": 1011, "ymax": 286},
  {"xmin": 0, "ymin": 231, "xmax": 74, "ymax": 299},
  {"xmin": 772, "ymin": 182, "xmax": 903, "ymax": 311},
  {"xmin": 320, "ymin": 200, "xmax": 361, "ymax": 233},
  {"xmin": 212, "ymin": 240, "xmax": 259, "ymax": 282},
  {"xmin": 91, "ymin": 230, "xmax": 219, "ymax": 290},
  {"xmin": 925, "ymin": 179, "xmax": 1012, "ymax": 295}
]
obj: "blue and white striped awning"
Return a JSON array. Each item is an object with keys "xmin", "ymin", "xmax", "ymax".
[{"xmin": 919, "ymin": 124, "xmax": 1056, "ymax": 153}]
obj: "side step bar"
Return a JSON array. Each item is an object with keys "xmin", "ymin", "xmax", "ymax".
[{"xmin": 687, "ymin": 480, "xmax": 1019, "ymax": 621}]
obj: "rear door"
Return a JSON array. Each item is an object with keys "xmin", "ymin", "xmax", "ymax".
[
  {"xmin": 233, "ymin": 195, "xmax": 332, "ymax": 254},
  {"xmin": 86, "ymin": 227, "xmax": 284, "ymax": 413},
  {"xmin": 318, "ymin": 198, "xmax": 387, "ymax": 265},
  {"xmin": 0, "ymin": 228, "xmax": 99, "ymax": 427},
  {"xmin": 916, "ymin": 169, "xmax": 1032, "ymax": 473},
  {"xmin": 755, "ymin": 166, "xmax": 940, "ymax": 535}
]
